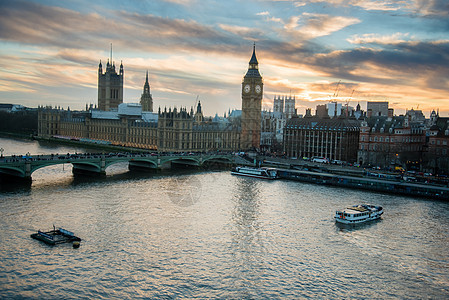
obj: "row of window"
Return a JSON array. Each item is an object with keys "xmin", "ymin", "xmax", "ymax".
[
  {"xmin": 360, "ymin": 144, "xmax": 422, "ymax": 151},
  {"xmin": 430, "ymin": 140, "xmax": 448, "ymax": 145},
  {"xmin": 361, "ymin": 136, "xmax": 424, "ymax": 143}
]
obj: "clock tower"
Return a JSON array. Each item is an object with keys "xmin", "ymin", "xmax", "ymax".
[{"xmin": 241, "ymin": 43, "xmax": 263, "ymax": 150}]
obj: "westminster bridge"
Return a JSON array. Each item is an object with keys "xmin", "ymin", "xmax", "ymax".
[{"xmin": 0, "ymin": 152, "xmax": 241, "ymax": 180}]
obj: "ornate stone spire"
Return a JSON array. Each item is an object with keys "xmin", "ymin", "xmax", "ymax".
[{"xmin": 245, "ymin": 43, "xmax": 261, "ymax": 78}]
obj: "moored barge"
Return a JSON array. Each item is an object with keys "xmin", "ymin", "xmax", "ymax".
[
  {"xmin": 276, "ymin": 169, "xmax": 449, "ymax": 200},
  {"xmin": 31, "ymin": 227, "xmax": 81, "ymax": 246},
  {"xmin": 231, "ymin": 166, "xmax": 278, "ymax": 179}
]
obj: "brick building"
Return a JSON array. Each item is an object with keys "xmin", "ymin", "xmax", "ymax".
[{"xmin": 358, "ymin": 115, "xmax": 426, "ymax": 168}]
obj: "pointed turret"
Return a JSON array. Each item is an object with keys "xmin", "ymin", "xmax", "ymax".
[
  {"xmin": 245, "ymin": 43, "xmax": 261, "ymax": 78},
  {"xmin": 140, "ymin": 70, "xmax": 153, "ymax": 112},
  {"xmin": 249, "ymin": 42, "xmax": 258, "ymax": 65},
  {"xmin": 196, "ymin": 100, "xmax": 202, "ymax": 114},
  {"xmin": 195, "ymin": 100, "xmax": 204, "ymax": 123},
  {"xmin": 143, "ymin": 70, "xmax": 150, "ymax": 94}
]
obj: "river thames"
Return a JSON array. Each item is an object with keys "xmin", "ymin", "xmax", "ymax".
[{"xmin": 0, "ymin": 137, "xmax": 448, "ymax": 299}]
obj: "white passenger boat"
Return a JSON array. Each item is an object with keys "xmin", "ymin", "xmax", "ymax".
[
  {"xmin": 231, "ymin": 166, "xmax": 278, "ymax": 179},
  {"xmin": 335, "ymin": 204, "xmax": 383, "ymax": 224}
]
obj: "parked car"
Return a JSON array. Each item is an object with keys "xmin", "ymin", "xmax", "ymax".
[{"xmin": 312, "ymin": 157, "xmax": 329, "ymax": 163}]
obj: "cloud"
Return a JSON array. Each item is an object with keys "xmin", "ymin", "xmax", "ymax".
[
  {"xmin": 0, "ymin": 1, "xmax": 237, "ymax": 55},
  {"xmin": 413, "ymin": 0, "xmax": 449, "ymax": 17},
  {"xmin": 1, "ymin": 0, "xmax": 449, "ymax": 115},
  {"xmin": 309, "ymin": 39, "xmax": 449, "ymax": 91},
  {"xmin": 298, "ymin": 13, "xmax": 361, "ymax": 38},
  {"xmin": 347, "ymin": 33, "xmax": 411, "ymax": 45},
  {"xmin": 163, "ymin": 0, "xmax": 195, "ymax": 5},
  {"xmin": 281, "ymin": 0, "xmax": 407, "ymax": 11},
  {"xmin": 294, "ymin": 2, "xmax": 307, "ymax": 8},
  {"xmin": 218, "ymin": 24, "xmax": 264, "ymax": 40},
  {"xmin": 260, "ymin": 11, "xmax": 360, "ymax": 43},
  {"xmin": 349, "ymin": 0, "xmax": 405, "ymax": 11}
]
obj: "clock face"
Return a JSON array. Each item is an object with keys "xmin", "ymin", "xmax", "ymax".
[
  {"xmin": 255, "ymin": 85, "xmax": 261, "ymax": 94},
  {"xmin": 244, "ymin": 84, "xmax": 250, "ymax": 93}
]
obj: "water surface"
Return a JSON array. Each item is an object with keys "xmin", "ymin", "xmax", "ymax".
[{"xmin": 0, "ymin": 137, "xmax": 448, "ymax": 299}]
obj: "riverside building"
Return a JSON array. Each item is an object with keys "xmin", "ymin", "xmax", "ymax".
[
  {"xmin": 283, "ymin": 108, "xmax": 360, "ymax": 162},
  {"xmin": 358, "ymin": 114, "xmax": 426, "ymax": 168},
  {"xmin": 38, "ymin": 46, "xmax": 267, "ymax": 152}
]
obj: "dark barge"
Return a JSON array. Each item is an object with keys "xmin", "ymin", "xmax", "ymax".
[
  {"xmin": 31, "ymin": 227, "xmax": 81, "ymax": 246},
  {"xmin": 277, "ymin": 169, "xmax": 449, "ymax": 200}
]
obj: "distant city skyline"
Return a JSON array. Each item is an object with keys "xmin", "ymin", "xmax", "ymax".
[{"xmin": 0, "ymin": 0, "xmax": 448, "ymax": 117}]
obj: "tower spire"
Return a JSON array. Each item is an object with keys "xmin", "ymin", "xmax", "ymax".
[
  {"xmin": 249, "ymin": 42, "xmax": 258, "ymax": 65},
  {"xmin": 110, "ymin": 43, "xmax": 112, "ymax": 64},
  {"xmin": 245, "ymin": 43, "xmax": 261, "ymax": 78}
]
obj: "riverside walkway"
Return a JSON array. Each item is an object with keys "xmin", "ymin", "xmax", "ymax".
[{"xmin": 0, "ymin": 152, "xmax": 236, "ymax": 179}]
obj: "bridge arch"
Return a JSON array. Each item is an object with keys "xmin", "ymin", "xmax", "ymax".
[
  {"xmin": 0, "ymin": 166, "xmax": 27, "ymax": 178},
  {"xmin": 202, "ymin": 156, "xmax": 234, "ymax": 164},
  {"xmin": 166, "ymin": 157, "xmax": 201, "ymax": 167},
  {"xmin": 125, "ymin": 158, "xmax": 159, "ymax": 169}
]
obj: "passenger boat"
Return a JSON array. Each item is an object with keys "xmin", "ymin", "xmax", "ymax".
[
  {"xmin": 231, "ymin": 166, "xmax": 278, "ymax": 179},
  {"xmin": 335, "ymin": 204, "xmax": 383, "ymax": 224},
  {"xmin": 31, "ymin": 227, "xmax": 81, "ymax": 246}
]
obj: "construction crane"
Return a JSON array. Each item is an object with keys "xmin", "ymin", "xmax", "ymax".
[
  {"xmin": 194, "ymin": 95, "xmax": 199, "ymax": 108},
  {"xmin": 332, "ymin": 80, "xmax": 341, "ymax": 99},
  {"xmin": 345, "ymin": 90, "xmax": 355, "ymax": 116}
]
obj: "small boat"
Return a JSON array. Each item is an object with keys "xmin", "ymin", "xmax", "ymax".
[
  {"xmin": 335, "ymin": 204, "xmax": 383, "ymax": 224},
  {"xmin": 231, "ymin": 166, "xmax": 278, "ymax": 179},
  {"xmin": 31, "ymin": 227, "xmax": 81, "ymax": 246}
]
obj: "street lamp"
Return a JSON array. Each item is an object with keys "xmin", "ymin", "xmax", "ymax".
[{"xmin": 0, "ymin": 148, "xmax": 4, "ymax": 158}]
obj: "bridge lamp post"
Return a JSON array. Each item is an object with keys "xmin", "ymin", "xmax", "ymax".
[{"xmin": 0, "ymin": 148, "xmax": 3, "ymax": 157}]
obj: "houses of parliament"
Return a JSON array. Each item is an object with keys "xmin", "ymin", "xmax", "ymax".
[{"xmin": 37, "ymin": 46, "xmax": 263, "ymax": 152}]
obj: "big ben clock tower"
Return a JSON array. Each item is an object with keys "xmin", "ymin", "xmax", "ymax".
[{"xmin": 241, "ymin": 43, "xmax": 263, "ymax": 150}]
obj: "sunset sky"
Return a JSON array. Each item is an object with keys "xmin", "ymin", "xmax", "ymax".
[{"xmin": 0, "ymin": 0, "xmax": 448, "ymax": 116}]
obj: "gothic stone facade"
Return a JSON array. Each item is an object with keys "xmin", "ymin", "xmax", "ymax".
[
  {"xmin": 38, "ymin": 104, "xmax": 240, "ymax": 152},
  {"xmin": 241, "ymin": 44, "xmax": 263, "ymax": 150},
  {"xmin": 98, "ymin": 59, "xmax": 124, "ymax": 111}
]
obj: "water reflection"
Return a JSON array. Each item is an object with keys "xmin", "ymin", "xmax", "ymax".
[
  {"xmin": 1, "ymin": 137, "xmax": 449, "ymax": 298},
  {"xmin": 334, "ymin": 218, "xmax": 383, "ymax": 233},
  {"xmin": 0, "ymin": 176, "xmax": 32, "ymax": 194},
  {"xmin": 229, "ymin": 178, "xmax": 266, "ymax": 294}
]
